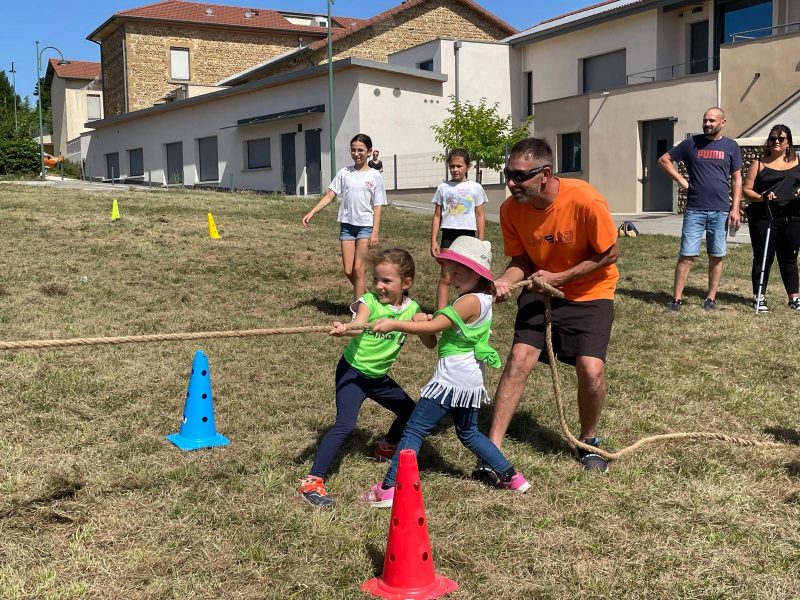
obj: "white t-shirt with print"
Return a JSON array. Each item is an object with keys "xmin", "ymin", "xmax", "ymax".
[
  {"xmin": 330, "ymin": 166, "xmax": 388, "ymax": 227},
  {"xmin": 431, "ymin": 180, "xmax": 488, "ymax": 231}
]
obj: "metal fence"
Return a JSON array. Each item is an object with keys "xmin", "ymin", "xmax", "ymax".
[
  {"xmin": 65, "ymin": 136, "xmax": 82, "ymax": 165},
  {"xmin": 384, "ymin": 150, "xmax": 503, "ymax": 190}
]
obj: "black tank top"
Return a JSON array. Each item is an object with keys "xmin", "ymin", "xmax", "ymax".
[{"xmin": 754, "ymin": 161, "xmax": 800, "ymax": 207}]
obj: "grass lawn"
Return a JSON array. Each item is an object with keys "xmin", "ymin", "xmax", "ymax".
[{"xmin": 0, "ymin": 184, "xmax": 798, "ymax": 600}]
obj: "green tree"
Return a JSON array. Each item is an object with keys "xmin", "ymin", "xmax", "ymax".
[{"xmin": 431, "ymin": 96, "xmax": 533, "ymax": 181}]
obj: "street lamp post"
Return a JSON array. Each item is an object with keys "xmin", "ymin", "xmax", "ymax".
[
  {"xmin": 36, "ymin": 41, "xmax": 68, "ymax": 181},
  {"xmin": 9, "ymin": 62, "xmax": 18, "ymax": 133},
  {"xmin": 327, "ymin": 0, "xmax": 336, "ymax": 181}
]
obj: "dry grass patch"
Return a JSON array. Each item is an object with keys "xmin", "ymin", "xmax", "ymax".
[{"xmin": 0, "ymin": 184, "xmax": 798, "ymax": 599}]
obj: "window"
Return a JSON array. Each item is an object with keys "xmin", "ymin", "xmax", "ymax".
[
  {"xmin": 720, "ymin": 0, "xmax": 772, "ymax": 43},
  {"xmin": 128, "ymin": 148, "xmax": 144, "ymax": 177},
  {"xmin": 170, "ymin": 48, "xmax": 190, "ymax": 80},
  {"xmin": 246, "ymin": 137, "xmax": 271, "ymax": 169},
  {"xmin": 198, "ymin": 136, "xmax": 219, "ymax": 182},
  {"xmin": 165, "ymin": 141, "xmax": 183, "ymax": 184},
  {"xmin": 525, "ymin": 72, "xmax": 534, "ymax": 117},
  {"xmin": 87, "ymin": 94, "xmax": 101, "ymax": 121},
  {"xmin": 417, "ymin": 59, "xmax": 434, "ymax": 72},
  {"xmin": 689, "ymin": 21, "xmax": 710, "ymax": 74},
  {"xmin": 559, "ymin": 133, "xmax": 581, "ymax": 173},
  {"xmin": 582, "ymin": 49, "xmax": 626, "ymax": 93},
  {"xmin": 106, "ymin": 152, "xmax": 120, "ymax": 180}
]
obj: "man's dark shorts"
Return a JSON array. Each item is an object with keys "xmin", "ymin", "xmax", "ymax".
[{"xmin": 513, "ymin": 289, "xmax": 614, "ymax": 365}]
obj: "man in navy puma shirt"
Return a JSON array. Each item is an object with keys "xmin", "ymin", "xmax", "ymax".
[{"xmin": 659, "ymin": 107, "xmax": 742, "ymax": 313}]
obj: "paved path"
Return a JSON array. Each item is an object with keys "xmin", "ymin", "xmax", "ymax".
[{"xmin": 388, "ymin": 195, "xmax": 751, "ymax": 245}]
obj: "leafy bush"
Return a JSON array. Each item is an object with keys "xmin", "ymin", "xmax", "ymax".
[{"xmin": 0, "ymin": 139, "xmax": 41, "ymax": 175}]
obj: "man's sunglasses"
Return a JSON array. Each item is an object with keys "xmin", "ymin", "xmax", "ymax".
[
  {"xmin": 768, "ymin": 135, "xmax": 788, "ymax": 143},
  {"xmin": 503, "ymin": 164, "xmax": 551, "ymax": 183}
]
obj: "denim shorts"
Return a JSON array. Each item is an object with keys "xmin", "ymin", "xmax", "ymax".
[
  {"xmin": 679, "ymin": 209, "xmax": 728, "ymax": 257},
  {"xmin": 339, "ymin": 222, "xmax": 373, "ymax": 241}
]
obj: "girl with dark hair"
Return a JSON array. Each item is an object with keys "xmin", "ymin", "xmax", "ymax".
[
  {"xmin": 743, "ymin": 124, "xmax": 800, "ymax": 311},
  {"xmin": 302, "ymin": 133, "xmax": 387, "ymax": 300},
  {"xmin": 430, "ymin": 148, "xmax": 489, "ymax": 309}
]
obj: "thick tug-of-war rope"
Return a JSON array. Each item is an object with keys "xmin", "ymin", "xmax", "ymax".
[{"xmin": 0, "ymin": 276, "xmax": 790, "ymax": 458}]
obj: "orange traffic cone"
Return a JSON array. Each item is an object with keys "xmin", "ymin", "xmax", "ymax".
[{"xmin": 362, "ymin": 449, "xmax": 458, "ymax": 600}]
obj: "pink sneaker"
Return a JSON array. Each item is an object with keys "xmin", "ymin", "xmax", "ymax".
[
  {"xmin": 497, "ymin": 472, "xmax": 530, "ymax": 494},
  {"xmin": 362, "ymin": 482, "xmax": 395, "ymax": 508}
]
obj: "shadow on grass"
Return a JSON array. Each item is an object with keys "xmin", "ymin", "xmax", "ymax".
[
  {"xmin": 615, "ymin": 285, "xmax": 749, "ymax": 307},
  {"xmin": 786, "ymin": 462, "xmax": 800, "ymax": 479},
  {"xmin": 293, "ymin": 298, "xmax": 351, "ymax": 317},
  {"xmin": 293, "ymin": 424, "xmax": 463, "ymax": 479},
  {"xmin": 366, "ymin": 542, "xmax": 384, "ymax": 577},
  {"xmin": 764, "ymin": 426, "xmax": 800, "ymax": 445},
  {"xmin": 497, "ymin": 410, "xmax": 573, "ymax": 457}
]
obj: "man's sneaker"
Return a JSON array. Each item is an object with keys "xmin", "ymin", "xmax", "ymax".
[
  {"xmin": 754, "ymin": 296, "xmax": 769, "ymax": 313},
  {"xmin": 297, "ymin": 476, "xmax": 334, "ymax": 508},
  {"xmin": 496, "ymin": 471, "xmax": 531, "ymax": 494},
  {"xmin": 363, "ymin": 482, "xmax": 394, "ymax": 508},
  {"xmin": 703, "ymin": 298, "xmax": 717, "ymax": 313},
  {"xmin": 667, "ymin": 298, "xmax": 683, "ymax": 313},
  {"xmin": 471, "ymin": 459, "xmax": 500, "ymax": 486},
  {"xmin": 372, "ymin": 440, "xmax": 397, "ymax": 462},
  {"xmin": 787, "ymin": 297, "xmax": 800, "ymax": 311},
  {"xmin": 576, "ymin": 437, "xmax": 609, "ymax": 473}
]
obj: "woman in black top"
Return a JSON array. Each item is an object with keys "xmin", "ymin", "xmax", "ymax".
[
  {"xmin": 743, "ymin": 124, "xmax": 800, "ymax": 311},
  {"xmin": 368, "ymin": 150, "xmax": 384, "ymax": 173}
]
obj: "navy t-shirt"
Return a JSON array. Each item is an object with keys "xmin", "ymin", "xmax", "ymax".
[{"xmin": 668, "ymin": 135, "xmax": 742, "ymax": 211}]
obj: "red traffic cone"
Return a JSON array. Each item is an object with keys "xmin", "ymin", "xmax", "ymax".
[{"xmin": 362, "ymin": 449, "xmax": 458, "ymax": 600}]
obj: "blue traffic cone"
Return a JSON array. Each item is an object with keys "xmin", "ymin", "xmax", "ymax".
[{"xmin": 167, "ymin": 350, "xmax": 230, "ymax": 451}]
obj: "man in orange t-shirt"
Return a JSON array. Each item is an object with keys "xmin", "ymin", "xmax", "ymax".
[{"xmin": 482, "ymin": 137, "xmax": 619, "ymax": 475}]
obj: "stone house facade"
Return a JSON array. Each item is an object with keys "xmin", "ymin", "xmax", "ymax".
[
  {"xmin": 88, "ymin": 1, "xmax": 363, "ymax": 116},
  {"xmin": 89, "ymin": 0, "xmax": 515, "ymax": 115},
  {"xmin": 225, "ymin": 0, "xmax": 515, "ymax": 85}
]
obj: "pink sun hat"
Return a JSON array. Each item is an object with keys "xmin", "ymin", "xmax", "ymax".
[{"xmin": 437, "ymin": 236, "xmax": 494, "ymax": 282}]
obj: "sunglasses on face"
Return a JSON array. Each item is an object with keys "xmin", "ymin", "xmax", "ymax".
[
  {"xmin": 504, "ymin": 164, "xmax": 551, "ymax": 183},
  {"xmin": 768, "ymin": 136, "xmax": 788, "ymax": 143}
]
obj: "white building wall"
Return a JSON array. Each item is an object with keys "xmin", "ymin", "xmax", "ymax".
[
  {"xmin": 523, "ymin": 10, "xmax": 659, "ymax": 103},
  {"xmin": 85, "ymin": 74, "xmax": 349, "ymax": 191}
]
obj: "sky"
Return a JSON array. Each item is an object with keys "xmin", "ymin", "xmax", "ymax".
[{"xmin": 0, "ymin": 0, "xmax": 591, "ymax": 102}]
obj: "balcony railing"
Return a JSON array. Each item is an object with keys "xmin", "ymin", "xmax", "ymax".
[
  {"xmin": 625, "ymin": 57, "xmax": 718, "ymax": 86},
  {"xmin": 730, "ymin": 21, "xmax": 800, "ymax": 43}
]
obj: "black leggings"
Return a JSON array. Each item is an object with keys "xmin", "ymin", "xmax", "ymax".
[
  {"xmin": 749, "ymin": 211, "xmax": 800, "ymax": 296},
  {"xmin": 309, "ymin": 357, "xmax": 415, "ymax": 479}
]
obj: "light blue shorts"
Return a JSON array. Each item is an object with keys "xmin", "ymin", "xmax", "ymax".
[
  {"xmin": 339, "ymin": 223, "xmax": 372, "ymax": 241},
  {"xmin": 679, "ymin": 209, "xmax": 728, "ymax": 257}
]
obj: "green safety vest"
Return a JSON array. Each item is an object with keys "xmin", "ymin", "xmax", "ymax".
[
  {"xmin": 435, "ymin": 305, "xmax": 501, "ymax": 369},
  {"xmin": 343, "ymin": 293, "xmax": 420, "ymax": 378}
]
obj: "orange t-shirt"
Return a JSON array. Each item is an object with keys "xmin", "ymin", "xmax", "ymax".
[{"xmin": 500, "ymin": 178, "xmax": 619, "ymax": 301}]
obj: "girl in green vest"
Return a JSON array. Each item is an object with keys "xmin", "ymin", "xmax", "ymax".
[
  {"xmin": 298, "ymin": 248, "xmax": 436, "ymax": 508},
  {"xmin": 364, "ymin": 237, "xmax": 530, "ymax": 508}
]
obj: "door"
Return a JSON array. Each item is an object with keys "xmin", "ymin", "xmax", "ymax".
[
  {"xmin": 281, "ymin": 132, "xmax": 296, "ymax": 194},
  {"xmin": 166, "ymin": 141, "xmax": 183, "ymax": 185},
  {"xmin": 642, "ymin": 119, "xmax": 674, "ymax": 212},
  {"xmin": 304, "ymin": 129, "xmax": 322, "ymax": 195},
  {"xmin": 690, "ymin": 21, "xmax": 709, "ymax": 74}
]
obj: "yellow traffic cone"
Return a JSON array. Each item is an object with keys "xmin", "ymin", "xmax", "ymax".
[
  {"xmin": 207, "ymin": 212, "xmax": 220, "ymax": 239},
  {"xmin": 111, "ymin": 199, "xmax": 120, "ymax": 221}
]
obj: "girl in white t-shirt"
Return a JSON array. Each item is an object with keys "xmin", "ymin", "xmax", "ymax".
[
  {"xmin": 430, "ymin": 148, "xmax": 488, "ymax": 309},
  {"xmin": 303, "ymin": 134, "xmax": 387, "ymax": 300}
]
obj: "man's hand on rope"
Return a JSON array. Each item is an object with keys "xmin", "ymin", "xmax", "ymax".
[{"xmin": 530, "ymin": 270, "xmax": 567, "ymax": 292}]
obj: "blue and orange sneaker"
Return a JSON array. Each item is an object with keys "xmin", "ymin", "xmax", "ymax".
[{"xmin": 297, "ymin": 475, "xmax": 334, "ymax": 508}]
